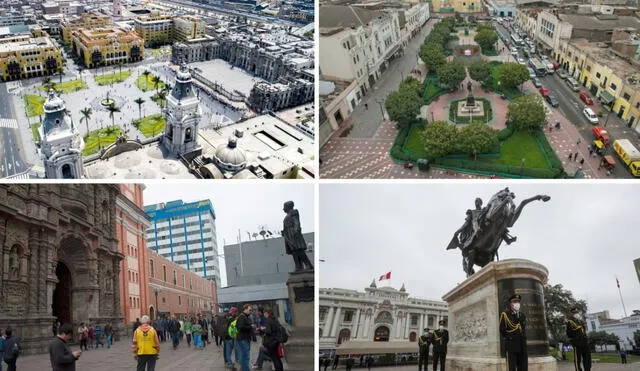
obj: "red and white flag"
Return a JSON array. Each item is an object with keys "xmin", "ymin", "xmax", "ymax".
[
  {"xmin": 616, "ymin": 277, "xmax": 620, "ymax": 288},
  {"xmin": 379, "ymin": 271, "xmax": 391, "ymax": 281}
]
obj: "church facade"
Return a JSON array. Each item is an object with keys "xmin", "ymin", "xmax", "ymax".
[
  {"xmin": 319, "ymin": 281, "xmax": 449, "ymax": 353},
  {"xmin": 0, "ymin": 184, "xmax": 125, "ymax": 353}
]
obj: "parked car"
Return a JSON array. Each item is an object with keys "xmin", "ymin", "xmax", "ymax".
[
  {"xmin": 546, "ymin": 94, "xmax": 560, "ymax": 107},
  {"xmin": 566, "ymin": 77, "xmax": 580, "ymax": 91},
  {"xmin": 592, "ymin": 126, "xmax": 610, "ymax": 146},
  {"xmin": 539, "ymin": 86, "xmax": 550, "ymax": 97},
  {"xmin": 517, "ymin": 57, "xmax": 526, "ymax": 65},
  {"xmin": 510, "ymin": 47, "xmax": 518, "ymax": 56},
  {"xmin": 532, "ymin": 77, "xmax": 543, "ymax": 88},
  {"xmin": 583, "ymin": 107, "xmax": 599, "ymax": 124},
  {"xmin": 527, "ymin": 67, "xmax": 536, "ymax": 79},
  {"xmin": 557, "ymin": 70, "xmax": 568, "ymax": 79},
  {"xmin": 579, "ymin": 92, "xmax": 594, "ymax": 105}
]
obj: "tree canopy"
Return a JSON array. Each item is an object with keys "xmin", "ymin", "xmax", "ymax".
[
  {"xmin": 588, "ymin": 331, "xmax": 621, "ymax": 351},
  {"xmin": 458, "ymin": 123, "xmax": 499, "ymax": 156},
  {"xmin": 474, "ymin": 28, "xmax": 499, "ymax": 52},
  {"xmin": 385, "ymin": 85, "xmax": 422, "ymax": 128},
  {"xmin": 399, "ymin": 76, "xmax": 423, "ymax": 98},
  {"xmin": 469, "ymin": 60, "xmax": 492, "ymax": 83},
  {"xmin": 544, "ymin": 283, "xmax": 588, "ymax": 346},
  {"xmin": 507, "ymin": 94, "xmax": 546, "ymax": 131},
  {"xmin": 499, "ymin": 62, "xmax": 530, "ymax": 90},
  {"xmin": 437, "ymin": 61, "xmax": 466, "ymax": 90},
  {"xmin": 420, "ymin": 120, "xmax": 458, "ymax": 158},
  {"xmin": 420, "ymin": 43, "xmax": 446, "ymax": 74}
]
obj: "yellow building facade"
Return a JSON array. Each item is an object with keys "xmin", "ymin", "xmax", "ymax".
[
  {"xmin": 133, "ymin": 13, "xmax": 173, "ymax": 46},
  {"xmin": 432, "ymin": 0, "xmax": 481, "ymax": 13},
  {"xmin": 0, "ymin": 32, "xmax": 63, "ymax": 81},
  {"xmin": 173, "ymin": 15, "xmax": 206, "ymax": 41},
  {"xmin": 72, "ymin": 27, "xmax": 144, "ymax": 68},
  {"xmin": 61, "ymin": 12, "xmax": 111, "ymax": 44},
  {"xmin": 557, "ymin": 39, "xmax": 640, "ymax": 126}
]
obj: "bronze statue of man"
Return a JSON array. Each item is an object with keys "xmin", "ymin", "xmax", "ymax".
[{"xmin": 282, "ymin": 201, "xmax": 313, "ymax": 272}]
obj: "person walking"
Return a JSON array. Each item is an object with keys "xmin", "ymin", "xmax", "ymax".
[
  {"xmin": 221, "ymin": 309, "xmax": 235, "ymax": 367},
  {"xmin": 197, "ymin": 314, "xmax": 209, "ymax": 347},
  {"xmin": 620, "ymin": 349, "xmax": 627, "ymax": 364},
  {"xmin": 49, "ymin": 324, "xmax": 81, "ymax": 371},
  {"xmin": 499, "ymin": 294, "xmax": 527, "ymax": 371},
  {"xmin": 432, "ymin": 321, "xmax": 449, "ymax": 371},
  {"xmin": 77, "ymin": 323, "xmax": 88, "ymax": 351},
  {"xmin": 237, "ymin": 304, "xmax": 255, "ymax": 371},
  {"xmin": 133, "ymin": 318, "xmax": 141, "ymax": 336},
  {"xmin": 168, "ymin": 315, "xmax": 181, "ymax": 350},
  {"xmin": 104, "ymin": 322, "xmax": 113, "ymax": 349},
  {"xmin": 192, "ymin": 318, "xmax": 203, "ymax": 349},
  {"xmin": 566, "ymin": 307, "xmax": 591, "ymax": 371},
  {"xmin": 3, "ymin": 329, "xmax": 20, "ymax": 371},
  {"xmin": 132, "ymin": 315, "xmax": 160, "ymax": 371},
  {"xmin": 261, "ymin": 309, "xmax": 283, "ymax": 371},
  {"xmin": 183, "ymin": 318, "xmax": 192, "ymax": 347},
  {"xmin": 0, "ymin": 329, "xmax": 4, "ymax": 371}
]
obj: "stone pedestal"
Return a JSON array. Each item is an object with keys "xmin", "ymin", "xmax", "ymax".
[
  {"xmin": 442, "ymin": 259, "xmax": 557, "ymax": 371},
  {"xmin": 284, "ymin": 270, "xmax": 314, "ymax": 368}
]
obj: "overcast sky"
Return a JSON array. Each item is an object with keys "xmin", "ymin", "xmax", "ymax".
[
  {"xmin": 143, "ymin": 183, "xmax": 314, "ymax": 287},
  {"xmin": 320, "ymin": 183, "xmax": 640, "ymax": 319}
]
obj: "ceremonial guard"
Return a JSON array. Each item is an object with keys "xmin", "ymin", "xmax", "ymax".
[
  {"xmin": 499, "ymin": 294, "xmax": 527, "ymax": 371},
  {"xmin": 566, "ymin": 307, "xmax": 591, "ymax": 371},
  {"xmin": 418, "ymin": 327, "xmax": 432, "ymax": 371},
  {"xmin": 432, "ymin": 320, "xmax": 449, "ymax": 371}
]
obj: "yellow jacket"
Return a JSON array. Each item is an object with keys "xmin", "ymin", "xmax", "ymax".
[{"xmin": 132, "ymin": 324, "xmax": 160, "ymax": 356}]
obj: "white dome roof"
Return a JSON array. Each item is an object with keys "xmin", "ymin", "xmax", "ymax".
[{"xmin": 214, "ymin": 137, "xmax": 247, "ymax": 171}]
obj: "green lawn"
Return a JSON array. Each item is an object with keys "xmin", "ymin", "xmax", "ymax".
[
  {"xmin": 23, "ymin": 95, "xmax": 46, "ymax": 117},
  {"xmin": 555, "ymin": 350, "xmax": 640, "ymax": 363},
  {"xmin": 488, "ymin": 63, "xmax": 522, "ymax": 100},
  {"xmin": 133, "ymin": 114, "xmax": 165, "ymax": 137},
  {"xmin": 82, "ymin": 126, "xmax": 124, "ymax": 156},
  {"xmin": 150, "ymin": 93, "xmax": 166, "ymax": 107},
  {"xmin": 481, "ymin": 130, "xmax": 548, "ymax": 168},
  {"xmin": 423, "ymin": 77, "xmax": 446, "ymax": 104},
  {"xmin": 38, "ymin": 79, "xmax": 88, "ymax": 94},
  {"xmin": 404, "ymin": 123, "xmax": 428, "ymax": 157},
  {"xmin": 94, "ymin": 70, "xmax": 132, "ymax": 86},
  {"xmin": 30, "ymin": 123, "xmax": 40, "ymax": 143},
  {"xmin": 136, "ymin": 74, "xmax": 165, "ymax": 92}
]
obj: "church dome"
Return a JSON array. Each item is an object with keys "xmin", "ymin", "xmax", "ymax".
[
  {"xmin": 43, "ymin": 90, "xmax": 65, "ymax": 114},
  {"xmin": 214, "ymin": 137, "xmax": 247, "ymax": 172},
  {"xmin": 175, "ymin": 62, "xmax": 192, "ymax": 83}
]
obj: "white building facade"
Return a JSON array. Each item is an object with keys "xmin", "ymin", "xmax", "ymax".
[
  {"xmin": 586, "ymin": 313, "xmax": 640, "ymax": 350},
  {"xmin": 319, "ymin": 281, "xmax": 448, "ymax": 352}
]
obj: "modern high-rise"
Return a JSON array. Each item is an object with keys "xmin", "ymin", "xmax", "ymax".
[{"xmin": 144, "ymin": 199, "xmax": 220, "ymax": 285}]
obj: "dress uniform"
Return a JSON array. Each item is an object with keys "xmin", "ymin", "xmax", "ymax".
[
  {"xmin": 499, "ymin": 294, "xmax": 527, "ymax": 371},
  {"xmin": 418, "ymin": 327, "xmax": 432, "ymax": 371},
  {"xmin": 432, "ymin": 320, "xmax": 449, "ymax": 371},
  {"xmin": 566, "ymin": 307, "xmax": 591, "ymax": 371}
]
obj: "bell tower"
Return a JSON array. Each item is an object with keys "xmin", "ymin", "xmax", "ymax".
[
  {"xmin": 162, "ymin": 63, "xmax": 202, "ymax": 156},
  {"xmin": 39, "ymin": 90, "xmax": 84, "ymax": 179}
]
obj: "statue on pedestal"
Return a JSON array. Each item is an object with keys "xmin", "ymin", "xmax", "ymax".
[
  {"xmin": 282, "ymin": 201, "xmax": 313, "ymax": 272},
  {"xmin": 447, "ymin": 188, "xmax": 550, "ymax": 276},
  {"xmin": 466, "ymin": 81, "xmax": 475, "ymax": 107}
]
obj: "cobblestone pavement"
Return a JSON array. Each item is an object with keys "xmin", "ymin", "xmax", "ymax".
[
  {"xmin": 330, "ymin": 361, "xmax": 638, "ymax": 370},
  {"xmin": 15, "ymin": 337, "xmax": 280, "ymax": 371}
]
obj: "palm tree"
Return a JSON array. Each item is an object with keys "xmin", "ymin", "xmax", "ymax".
[
  {"xmin": 142, "ymin": 70, "xmax": 151, "ymax": 90},
  {"xmin": 156, "ymin": 90, "xmax": 168, "ymax": 109},
  {"xmin": 134, "ymin": 97, "xmax": 145, "ymax": 121},
  {"xmin": 152, "ymin": 75, "xmax": 161, "ymax": 94},
  {"xmin": 80, "ymin": 107, "xmax": 93, "ymax": 134},
  {"xmin": 118, "ymin": 61, "xmax": 124, "ymax": 76},
  {"xmin": 107, "ymin": 102, "xmax": 121, "ymax": 128},
  {"xmin": 164, "ymin": 83, "xmax": 172, "ymax": 93}
]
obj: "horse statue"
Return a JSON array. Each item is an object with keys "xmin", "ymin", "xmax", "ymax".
[{"xmin": 446, "ymin": 188, "xmax": 550, "ymax": 277}]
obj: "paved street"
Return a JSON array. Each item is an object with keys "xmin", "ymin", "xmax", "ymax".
[
  {"xmin": 15, "ymin": 337, "xmax": 281, "ymax": 371},
  {"xmin": 0, "ymin": 83, "xmax": 30, "ymax": 178}
]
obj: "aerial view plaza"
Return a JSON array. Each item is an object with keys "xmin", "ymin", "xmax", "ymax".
[
  {"xmin": 0, "ymin": 182, "xmax": 315, "ymax": 370},
  {"xmin": 319, "ymin": 0, "xmax": 640, "ymax": 179},
  {"xmin": 0, "ymin": 0, "xmax": 315, "ymax": 179},
  {"xmin": 318, "ymin": 183, "xmax": 640, "ymax": 369}
]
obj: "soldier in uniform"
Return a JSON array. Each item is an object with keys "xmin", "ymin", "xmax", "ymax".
[
  {"xmin": 432, "ymin": 320, "xmax": 449, "ymax": 371},
  {"xmin": 566, "ymin": 307, "xmax": 591, "ymax": 371},
  {"xmin": 418, "ymin": 327, "xmax": 432, "ymax": 371},
  {"xmin": 499, "ymin": 294, "xmax": 527, "ymax": 371}
]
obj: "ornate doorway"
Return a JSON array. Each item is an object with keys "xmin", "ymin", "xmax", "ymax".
[
  {"xmin": 374, "ymin": 326, "xmax": 390, "ymax": 342},
  {"xmin": 53, "ymin": 262, "xmax": 72, "ymax": 324}
]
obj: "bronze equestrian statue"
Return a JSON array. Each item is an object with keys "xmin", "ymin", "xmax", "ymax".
[{"xmin": 447, "ymin": 188, "xmax": 550, "ymax": 277}]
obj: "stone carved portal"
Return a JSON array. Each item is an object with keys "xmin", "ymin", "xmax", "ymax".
[
  {"xmin": 453, "ymin": 300, "xmax": 488, "ymax": 343},
  {"xmin": 53, "ymin": 262, "xmax": 72, "ymax": 324},
  {"xmin": 374, "ymin": 326, "xmax": 390, "ymax": 342},
  {"xmin": 374, "ymin": 311, "xmax": 393, "ymax": 325}
]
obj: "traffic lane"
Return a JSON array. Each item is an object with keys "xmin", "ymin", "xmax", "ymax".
[{"xmin": 0, "ymin": 128, "xmax": 28, "ymax": 177}]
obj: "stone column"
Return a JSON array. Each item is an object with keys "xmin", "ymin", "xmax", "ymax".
[
  {"xmin": 112, "ymin": 258, "xmax": 122, "ymax": 318},
  {"xmin": 405, "ymin": 313, "xmax": 410, "ymax": 338},
  {"xmin": 363, "ymin": 314, "xmax": 370, "ymax": 338},
  {"xmin": 395, "ymin": 314, "xmax": 402, "ymax": 339},
  {"xmin": 419, "ymin": 313, "xmax": 424, "ymax": 331},
  {"xmin": 323, "ymin": 306, "xmax": 334, "ymax": 338},
  {"xmin": 351, "ymin": 308, "xmax": 360, "ymax": 338},
  {"xmin": 330, "ymin": 306, "xmax": 342, "ymax": 337}
]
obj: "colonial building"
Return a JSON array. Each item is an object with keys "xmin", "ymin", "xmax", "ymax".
[
  {"xmin": 61, "ymin": 12, "xmax": 112, "ymax": 44},
  {"xmin": 586, "ymin": 311, "xmax": 640, "ymax": 350},
  {"xmin": 161, "ymin": 63, "xmax": 202, "ymax": 156},
  {"xmin": 71, "ymin": 27, "xmax": 144, "ymax": 68},
  {"xmin": 0, "ymin": 184, "xmax": 125, "ymax": 354},
  {"xmin": 248, "ymin": 78, "xmax": 314, "ymax": 113},
  {"xmin": 319, "ymin": 282, "xmax": 449, "ymax": 354},
  {"xmin": 0, "ymin": 30, "xmax": 63, "ymax": 81},
  {"xmin": 39, "ymin": 90, "xmax": 84, "ymax": 179},
  {"xmin": 133, "ymin": 13, "xmax": 174, "ymax": 47},
  {"xmin": 173, "ymin": 15, "xmax": 206, "ymax": 42}
]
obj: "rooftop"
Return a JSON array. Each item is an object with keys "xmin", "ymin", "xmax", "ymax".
[
  {"xmin": 559, "ymin": 13, "xmax": 640, "ymax": 30},
  {"xmin": 319, "ymin": 79, "xmax": 352, "ymax": 107},
  {"xmin": 0, "ymin": 35, "xmax": 56, "ymax": 53},
  {"xmin": 319, "ymin": 5, "xmax": 385, "ymax": 29}
]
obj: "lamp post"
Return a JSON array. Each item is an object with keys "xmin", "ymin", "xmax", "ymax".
[{"xmin": 521, "ymin": 158, "xmax": 526, "ymax": 177}]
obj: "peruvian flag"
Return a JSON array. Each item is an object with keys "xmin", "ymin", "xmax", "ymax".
[
  {"xmin": 616, "ymin": 277, "xmax": 620, "ymax": 288},
  {"xmin": 379, "ymin": 271, "xmax": 391, "ymax": 281}
]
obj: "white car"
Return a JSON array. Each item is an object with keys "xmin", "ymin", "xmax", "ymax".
[
  {"xmin": 583, "ymin": 108, "xmax": 599, "ymax": 124},
  {"xmin": 517, "ymin": 57, "xmax": 526, "ymax": 65}
]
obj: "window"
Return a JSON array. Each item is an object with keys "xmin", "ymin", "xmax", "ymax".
[
  {"xmin": 636, "ymin": 102, "xmax": 640, "ymax": 109},
  {"xmin": 590, "ymin": 321, "xmax": 596, "ymax": 331},
  {"xmin": 596, "ymin": 72, "xmax": 601, "ymax": 79},
  {"xmin": 623, "ymin": 93, "xmax": 631, "ymax": 101},
  {"xmin": 411, "ymin": 314, "xmax": 419, "ymax": 326},
  {"xmin": 179, "ymin": 296, "xmax": 182, "ymax": 306},
  {"xmin": 183, "ymin": 274, "xmax": 186, "ymax": 287},
  {"xmin": 163, "ymin": 265, "xmax": 167, "ymax": 282},
  {"xmin": 173, "ymin": 270, "xmax": 177, "ymax": 285},
  {"xmin": 586, "ymin": 65, "xmax": 592, "ymax": 72},
  {"xmin": 344, "ymin": 311, "xmax": 353, "ymax": 322},
  {"xmin": 162, "ymin": 297, "xmax": 166, "ymax": 303},
  {"xmin": 190, "ymin": 277, "xmax": 193, "ymax": 290},
  {"xmin": 610, "ymin": 83, "xmax": 617, "ymax": 91},
  {"xmin": 150, "ymin": 259, "xmax": 154, "ymax": 278}
]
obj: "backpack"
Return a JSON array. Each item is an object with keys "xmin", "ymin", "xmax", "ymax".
[
  {"xmin": 276, "ymin": 322, "xmax": 289, "ymax": 344},
  {"xmin": 228, "ymin": 319, "xmax": 238, "ymax": 339},
  {"xmin": 3, "ymin": 341, "xmax": 18, "ymax": 361},
  {"xmin": 0, "ymin": 337, "xmax": 4, "ymax": 353}
]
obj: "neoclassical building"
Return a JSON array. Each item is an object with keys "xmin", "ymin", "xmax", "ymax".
[
  {"xmin": 0, "ymin": 184, "xmax": 125, "ymax": 353},
  {"xmin": 319, "ymin": 281, "xmax": 449, "ymax": 353}
]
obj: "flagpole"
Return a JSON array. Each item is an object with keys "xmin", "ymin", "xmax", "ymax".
[{"xmin": 616, "ymin": 275, "xmax": 627, "ymax": 317}]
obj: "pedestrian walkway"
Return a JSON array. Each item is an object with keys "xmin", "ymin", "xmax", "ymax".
[
  {"xmin": 15, "ymin": 336, "xmax": 275, "ymax": 371},
  {"xmin": 0, "ymin": 118, "xmax": 18, "ymax": 129},
  {"xmin": 4, "ymin": 170, "xmax": 30, "ymax": 179}
]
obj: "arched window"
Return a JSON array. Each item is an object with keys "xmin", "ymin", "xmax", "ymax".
[
  {"xmin": 185, "ymin": 127, "xmax": 193, "ymax": 142},
  {"xmin": 61, "ymin": 164, "xmax": 74, "ymax": 179},
  {"xmin": 338, "ymin": 329, "xmax": 351, "ymax": 345}
]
